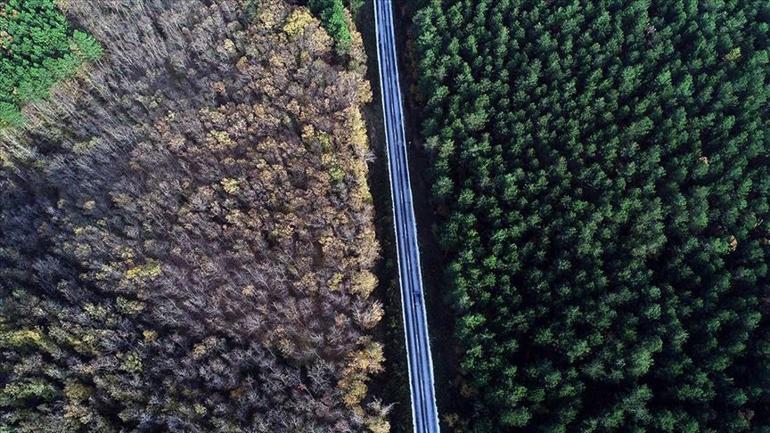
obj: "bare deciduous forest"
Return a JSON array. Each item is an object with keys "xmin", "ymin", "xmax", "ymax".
[{"xmin": 0, "ymin": 0, "xmax": 388, "ymax": 431}]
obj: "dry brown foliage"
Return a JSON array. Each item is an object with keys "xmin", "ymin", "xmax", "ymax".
[{"xmin": 0, "ymin": 0, "xmax": 386, "ymax": 431}]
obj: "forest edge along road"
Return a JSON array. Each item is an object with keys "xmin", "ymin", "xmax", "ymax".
[{"xmin": 373, "ymin": 0, "xmax": 441, "ymax": 432}]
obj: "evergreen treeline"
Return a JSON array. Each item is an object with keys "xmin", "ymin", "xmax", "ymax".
[
  {"xmin": 0, "ymin": 1, "xmax": 387, "ymax": 432},
  {"xmin": 413, "ymin": 0, "xmax": 770, "ymax": 431},
  {"xmin": 0, "ymin": 0, "xmax": 101, "ymax": 126}
]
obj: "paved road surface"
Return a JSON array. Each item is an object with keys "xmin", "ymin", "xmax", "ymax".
[{"xmin": 373, "ymin": 1, "xmax": 441, "ymax": 432}]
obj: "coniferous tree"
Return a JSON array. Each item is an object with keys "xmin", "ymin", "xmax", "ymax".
[{"xmin": 413, "ymin": 0, "xmax": 770, "ymax": 431}]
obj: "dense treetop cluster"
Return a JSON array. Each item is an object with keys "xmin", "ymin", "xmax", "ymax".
[
  {"xmin": 0, "ymin": 0, "xmax": 387, "ymax": 432},
  {"xmin": 0, "ymin": 0, "xmax": 101, "ymax": 126},
  {"xmin": 413, "ymin": 0, "xmax": 770, "ymax": 431},
  {"xmin": 307, "ymin": 0, "xmax": 353, "ymax": 52}
]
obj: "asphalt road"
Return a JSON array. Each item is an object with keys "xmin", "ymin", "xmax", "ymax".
[{"xmin": 373, "ymin": 1, "xmax": 441, "ymax": 432}]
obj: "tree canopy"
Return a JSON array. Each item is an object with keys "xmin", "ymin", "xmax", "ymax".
[
  {"xmin": 0, "ymin": 1, "xmax": 386, "ymax": 432},
  {"xmin": 413, "ymin": 0, "xmax": 770, "ymax": 431},
  {"xmin": 308, "ymin": 0, "xmax": 352, "ymax": 52}
]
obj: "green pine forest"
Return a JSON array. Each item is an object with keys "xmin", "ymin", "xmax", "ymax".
[
  {"xmin": 413, "ymin": 0, "xmax": 770, "ymax": 431},
  {"xmin": 0, "ymin": 0, "xmax": 102, "ymax": 126}
]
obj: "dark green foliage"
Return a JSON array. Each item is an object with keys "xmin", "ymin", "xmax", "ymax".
[
  {"xmin": 413, "ymin": 0, "xmax": 770, "ymax": 431},
  {"xmin": 0, "ymin": 0, "xmax": 101, "ymax": 126},
  {"xmin": 308, "ymin": 0, "xmax": 352, "ymax": 51}
]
